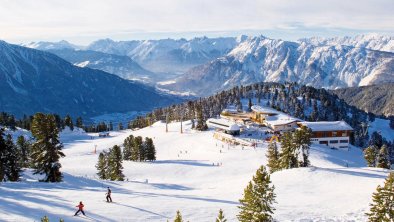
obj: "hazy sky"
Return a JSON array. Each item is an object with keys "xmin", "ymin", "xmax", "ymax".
[{"xmin": 0, "ymin": 0, "xmax": 393, "ymax": 45}]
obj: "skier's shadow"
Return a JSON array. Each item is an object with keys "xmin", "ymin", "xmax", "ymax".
[{"xmin": 112, "ymin": 202, "xmax": 169, "ymax": 219}]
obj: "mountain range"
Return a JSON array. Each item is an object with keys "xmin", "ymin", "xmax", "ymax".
[
  {"xmin": 0, "ymin": 40, "xmax": 178, "ymax": 118},
  {"xmin": 24, "ymin": 34, "xmax": 394, "ymax": 98}
]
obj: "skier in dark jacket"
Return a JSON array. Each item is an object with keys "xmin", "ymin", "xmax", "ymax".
[
  {"xmin": 74, "ymin": 201, "xmax": 86, "ymax": 216},
  {"xmin": 106, "ymin": 187, "xmax": 112, "ymax": 202}
]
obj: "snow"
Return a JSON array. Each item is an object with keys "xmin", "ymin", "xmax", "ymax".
[
  {"xmin": 368, "ymin": 118, "xmax": 394, "ymax": 142},
  {"xmin": 0, "ymin": 121, "xmax": 391, "ymax": 222},
  {"xmin": 298, "ymin": 121, "xmax": 353, "ymax": 131}
]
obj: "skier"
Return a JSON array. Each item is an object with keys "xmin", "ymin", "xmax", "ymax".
[
  {"xmin": 106, "ymin": 187, "xmax": 112, "ymax": 202},
  {"xmin": 74, "ymin": 201, "xmax": 85, "ymax": 216}
]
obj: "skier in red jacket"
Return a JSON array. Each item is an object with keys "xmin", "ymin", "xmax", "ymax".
[{"xmin": 74, "ymin": 201, "xmax": 86, "ymax": 216}]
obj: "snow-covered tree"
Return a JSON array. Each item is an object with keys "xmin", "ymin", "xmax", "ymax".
[
  {"xmin": 266, "ymin": 141, "xmax": 280, "ymax": 173},
  {"xmin": 216, "ymin": 209, "xmax": 227, "ymax": 222},
  {"xmin": 30, "ymin": 113, "xmax": 65, "ymax": 182},
  {"xmin": 366, "ymin": 172, "xmax": 394, "ymax": 221},
  {"xmin": 238, "ymin": 165, "xmax": 276, "ymax": 222}
]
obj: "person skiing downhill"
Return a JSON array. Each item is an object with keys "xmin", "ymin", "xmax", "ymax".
[
  {"xmin": 106, "ymin": 187, "xmax": 112, "ymax": 202},
  {"xmin": 74, "ymin": 201, "xmax": 85, "ymax": 216}
]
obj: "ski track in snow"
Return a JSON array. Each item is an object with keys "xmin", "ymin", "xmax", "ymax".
[{"xmin": 0, "ymin": 121, "xmax": 392, "ymax": 222}]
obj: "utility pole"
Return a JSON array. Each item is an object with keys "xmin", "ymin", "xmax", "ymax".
[{"xmin": 180, "ymin": 113, "xmax": 183, "ymax": 134}]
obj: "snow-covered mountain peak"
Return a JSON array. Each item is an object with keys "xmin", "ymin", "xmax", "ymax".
[{"xmin": 22, "ymin": 40, "xmax": 80, "ymax": 51}]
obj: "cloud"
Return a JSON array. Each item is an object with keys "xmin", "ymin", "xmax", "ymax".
[{"xmin": 0, "ymin": 0, "xmax": 392, "ymax": 44}]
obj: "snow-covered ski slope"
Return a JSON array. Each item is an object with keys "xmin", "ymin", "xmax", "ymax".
[{"xmin": 0, "ymin": 121, "xmax": 391, "ymax": 222}]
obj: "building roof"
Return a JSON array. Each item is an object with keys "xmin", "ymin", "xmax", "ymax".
[
  {"xmin": 251, "ymin": 105, "xmax": 279, "ymax": 114},
  {"xmin": 298, "ymin": 121, "xmax": 353, "ymax": 131},
  {"xmin": 206, "ymin": 118, "xmax": 240, "ymax": 131},
  {"xmin": 265, "ymin": 114, "xmax": 299, "ymax": 126}
]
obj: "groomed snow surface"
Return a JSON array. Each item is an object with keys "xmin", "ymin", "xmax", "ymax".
[{"xmin": 0, "ymin": 121, "xmax": 391, "ymax": 222}]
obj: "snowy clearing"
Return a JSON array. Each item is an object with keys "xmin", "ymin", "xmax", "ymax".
[{"xmin": 0, "ymin": 121, "xmax": 391, "ymax": 222}]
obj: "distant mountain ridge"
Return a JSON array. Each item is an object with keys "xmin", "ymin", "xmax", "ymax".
[
  {"xmin": 0, "ymin": 40, "xmax": 178, "ymax": 118},
  {"xmin": 331, "ymin": 83, "xmax": 394, "ymax": 117},
  {"xmin": 165, "ymin": 35, "xmax": 394, "ymax": 96},
  {"xmin": 46, "ymin": 48, "xmax": 155, "ymax": 82}
]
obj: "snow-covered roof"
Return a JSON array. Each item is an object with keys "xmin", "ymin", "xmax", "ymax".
[
  {"xmin": 298, "ymin": 121, "xmax": 353, "ymax": 131},
  {"xmin": 206, "ymin": 118, "xmax": 240, "ymax": 131},
  {"xmin": 251, "ymin": 105, "xmax": 279, "ymax": 114},
  {"xmin": 265, "ymin": 114, "xmax": 299, "ymax": 126}
]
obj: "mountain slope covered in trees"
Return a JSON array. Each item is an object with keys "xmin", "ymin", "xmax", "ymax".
[
  {"xmin": 0, "ymin": 40, "xmax": 178, "ymax": 118},
  {"xmin": 331, "ymin": 83, "xmax": 394, "ymax": 117}
]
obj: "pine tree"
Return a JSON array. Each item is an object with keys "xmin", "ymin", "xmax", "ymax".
[
  {"xmin": 107, "ymin": 145, "xmax": 124, "ymax": 181},
  {"xmin": 144, "ymin": 137, "xmax": 156, "ymax": 161},
  {"xmin": 4, "ymin": 134, "xmax": 21, "ymax": 181},
  {"xmin": 366, "ymin": 172, "xmax": 394, "ymax": 221},
  {"xmin": 174, "ymin": 210, "xmax": 183, "ymax": 222},
  {"xmin": 376, "ymin": 145, "xmax": 390, "ymax": 169},
  {"xmin": 76, "ymin": 117, "xmax": 83, "ymax": 128},
  {"xmin": 123, "ymin": 135, "xmax": 134, "ymax": 161},
  {"xmin": 64, "ymin": 115, "xmax": 74, "ymax": 131},
  {"xmin": 30, "ymin": 113, "xmax": 65, "ymax": 182},
  {"xmin": 96, "ymin": 152, "xmax": 107, "ymax": 179},
  {"xmin": 131, "ymin": 136, "xmax": 143, "ymax": 161},
  {"xmin": 17, "ymin": 135, "xmax": 31, "ymax": 167},
  {"xmin": 195, "ymin": 104, "xmax": 208, "ymax": 131},
  {"xmin": 118, "ymin": 122, "xmax": 124, "ymax": 130},
  {"xmin": 295, "ymin": 126, "xmax": 311, "ymax": 167},
  {"xmin": 279, "ymin": 132, "xmax": 298, "ymax": 169},
  {"xmin": 266, "ymin": 141, "xmax": 280, "ymax": 173},
  {"xmin": 238, "ymin": 165, "xmax": 276, "ymax": 222},
  {"xmin": 0, "ymin": 128, "xmax": 7, "ymax": 181},
  {"xmin": 364, "ymin": 146, "xmax": 378, "ymax": 167},
  {"xmin": 41, "ymin": 216, "xmax": 49, "ymax": 222},
  {"xmin": 139, "ymin": 138, "xmax": 147, "ymax": 161},
  {"xmin": 216, "ymin": 209, "xmax": 227, "ymax": 222}
]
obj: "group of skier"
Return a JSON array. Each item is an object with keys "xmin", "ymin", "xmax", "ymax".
[{"xmin": 74, "ymin": 187, "xmax": 112, "ymax": 216}]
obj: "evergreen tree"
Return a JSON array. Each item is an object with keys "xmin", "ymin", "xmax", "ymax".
[
  {"xmin": 364, "ymin": 146, "xmax": 378, "ymax": 167},
  {"xmin": 248, "ymin": 98, "xmax": 253, "ymax": 111},
  {"xmin": 30, "ymin": 113, "xmax": 65, "ymax": 182},
  {"xmin": 366, "ymin": 172, "xmax": 394, "ymax": 221},
  {"xmin": 16, "ymin": 135, "xmax": 31, "ymax": 167},
  {"xmin": 107, "ymin": 145, "xmax": 124, "ymax": 181},
  {"xmin": 377, "ymin": 145, "xmax": 390, "ymax": 169},
  {"xmin": 96, "ymin": 152, "xmax": 108, "ymax": 179},
  {"xmin": 216, "ymin": 209, "xmax": 227, "ymax": 222},
  {"xmin": 195, "ymin": 104, "xmax": 208, "ymax": 131},
  {"xmin": 4, "ymin": 134, "xmax": 21, "ymax": 181},
  {"xmin": 174, "ymin": 210, "xmax": 183, "ymax": 222},
  {"xmin": 389, "ymin": 116, "xmax": 394, "ymax": 130},
  {"xmin": 0, "ymin": 128, "xmax": 7, "ymax": 181},
  {"xmin": 64, "ymin": 115, "xmax": 74, "ymax": 131},
  {"xmin": 118, "ymin": 122, "xmax": 124, "ymax": 130},
  {"xmin": 139, "ymin": 138, "xmax": 147, "ymax": 161},
  {"xmin": 144, "ymin": 137, "xmax": 156, "ymax": 161},
  {"xmin": 132, "ymin": 136, "xmax": 143, "ymax": 161},
  {"xmin": 76, "ymin": 117, "xmax": 83, "ymax": 128},
  {"xmin": 238, "ymin": 165, "xmax": 276, "ymax": 222},
  {"xmin": 295, "ymin": 126, "xmax": 311, "ymax": 167},
  {"xmin": 41, "ymin": 216, "xmax": 49, "ymax": 222},
  {"xmin": 266, "ymin": 141, "xmax": 280, "ymax": 173},
  {"xmin": 279, "ymin": 132, "xmax": 298, "ymax": 169},
  {"xmin": 123, "ymin": 135, "xmax": 134, "ymax": 161}
]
